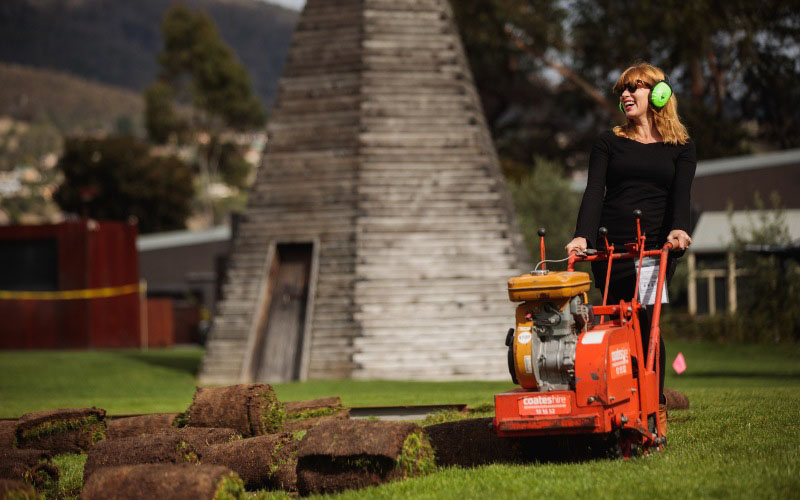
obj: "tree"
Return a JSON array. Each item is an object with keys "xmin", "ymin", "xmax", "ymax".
[
  {"xmin": 54, "ymin": 136, "xmax": 194, "ymax": 233},
  {"xmin": 144, "ymin": 81, "xmax": 186, "ymax": 144},
  {"xmin": 451, "ymin": 0, "xmax": 800, "ymax": 170},
  {"xmin": 146, "ymin": 5, "xmax": 265, "ymax": 143},
  {"xmin": 144, "ymin": 5, "xmax": 266, "ymax": 225}
]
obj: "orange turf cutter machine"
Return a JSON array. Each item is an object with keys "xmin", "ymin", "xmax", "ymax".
[{"xmin": 494, "ymin": 211, "xmax": 670, "ymax": 457}]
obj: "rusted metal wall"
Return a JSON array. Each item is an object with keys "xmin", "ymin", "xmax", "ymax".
[{"xmin": 0, "ymin": 219, "xmax": 141, "ymax": 349}]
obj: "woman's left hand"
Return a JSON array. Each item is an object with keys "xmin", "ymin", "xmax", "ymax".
[{"xmin": 667, "ymin": 229, "xmax": 692, "ymax": 250}]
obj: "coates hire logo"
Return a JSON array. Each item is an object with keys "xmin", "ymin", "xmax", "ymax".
[{"xmin": 524, "ymin": 395, "xmax": 568, "ymax": 407}]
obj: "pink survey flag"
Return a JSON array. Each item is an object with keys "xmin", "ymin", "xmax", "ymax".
[{"xmin": 672, "ymin": 352, "xmax": 687, "ymax": 374}]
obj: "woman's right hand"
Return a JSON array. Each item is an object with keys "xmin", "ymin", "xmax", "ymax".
[{"xmin": 565, "ymin": 237, "xmax": 587, "ymax": 256}]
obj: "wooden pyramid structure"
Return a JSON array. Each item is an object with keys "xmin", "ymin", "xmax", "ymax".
[{"xmin": 199, "ymin": 0, "xmax": 529, "ymax": 384}]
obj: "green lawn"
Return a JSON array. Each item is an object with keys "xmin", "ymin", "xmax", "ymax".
[{"xmin": 1, "ymin": 340, "xmax": 799, "ymax": 498}]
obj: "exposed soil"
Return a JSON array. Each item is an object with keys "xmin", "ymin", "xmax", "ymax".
[
  {"xmin": 83, "ymin": 433, "xmax": 200, "ymax": 480},
  {"xmin": 423, "ymin": 417, "xmax": 524, "ymax": 467},
  {"xmin": 185, "ymin": 385, "xmax": 283, "ymax": 437},
  {"xmin": 106, "ymin": 414, "xmax": 179, "ymax": 440},
  {"xmin": 202, "ymin": 433, "xmax": 299, "ymax": 491},
  {"xmin": 15, "ymin": 407, "xmax": 106, "ymax": 454},
  {"xmin": 80, "ymin": 463, "xmax": 242, "ymax": 500}
]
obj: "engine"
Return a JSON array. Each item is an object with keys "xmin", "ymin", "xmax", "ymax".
[{"xmin": 506, "ymin": 270, "xmax": 593, "ymax": 392}]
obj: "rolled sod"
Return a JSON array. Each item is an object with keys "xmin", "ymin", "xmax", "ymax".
[
  {"xmin": 176, "ymin": 427, "xmax": 241, "ymax": 456},
  {"xmin": 83, "ymin": 433, "xmax": 201, "ymax": 480},
  {"xmin": 281, "ymin": 396, "xmax": 350, "ymax": 432},
  {"xmin": 0, "ymin": 421, "xmax": 16, "ymax": 449},
  {"xmin": 106, "ymin": 414, "xmax": 179, "ymax": 440},
  {"xmin": 281, "ymin": 397, "xmax": 349, "ymax": 434},
  {"xmin": 0, "ymin": 478, "xmax": 41, "ymax": 499},
  {"xmin": 15, "ymin": 408, "xmax": 106, "ymax": 454},
  {"xmin": 664, "ymin": 387, "xmax": 690, "ymax": 410},
  {"xmin": 0, "ymin": 449, "xmax": 59, "ymax": 488},
  {"xmin": 80, "ymin": 464, "xmax": 245, "ymax": 500},
  {"xmin": 423, "ymin": 418, "xmax": 523, "ymax": 467},
  {"xmin": 202, "ymin": 433, "xmax": 299, "ymax": 491},
  {"xmin": 295, "ymin": 420, "xmax": 435, "ymax": 495},
  {"xmin": 284, "ymin": 397, "xmax": 343, "ymax": 417},
  {"xmin": 184, "ymin": 385, "xmax": 284, "ymax": 437}
]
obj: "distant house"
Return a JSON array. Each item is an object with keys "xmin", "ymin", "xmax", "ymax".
[
  {"xmin": 687, "ymin": 148, "xmax": 800, "ymax": 315},
  {"xmin": 137, "ymin": 224, "xmax": 233, "ymax": 344},
  {"xmin": 691, "ymin": 148, "xmax": 800, "ymax": 213},
  {"xmin": 686, "ymin": 209, "xmax": 800, "ymax": 315}
]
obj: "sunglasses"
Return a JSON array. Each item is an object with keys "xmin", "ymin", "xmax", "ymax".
[{"xmin": 616, "ymin": 79, "xmax": 652, "ymax": 96}]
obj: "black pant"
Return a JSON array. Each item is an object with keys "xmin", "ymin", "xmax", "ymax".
[{"xmin": 605, "ymin": 271, "xmax": 672, "ymax": 405}]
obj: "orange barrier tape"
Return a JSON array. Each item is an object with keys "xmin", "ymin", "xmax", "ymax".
[{"xmin": 0, "ymin": 283, "xmax": 142, "ymax": 300}]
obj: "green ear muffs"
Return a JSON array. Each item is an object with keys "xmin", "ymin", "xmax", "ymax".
[{"xmin": 649, "ymin": 80, "xmax": 673, "ymax": 108}]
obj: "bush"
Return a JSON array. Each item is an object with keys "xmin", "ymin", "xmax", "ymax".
[
  {"xmin": 508, "ymin": 156, "xmax": 581, "ymax": 268},
  {"xmin": 54, "ymin": 135, "xmax": 194, "ymax": 233}
]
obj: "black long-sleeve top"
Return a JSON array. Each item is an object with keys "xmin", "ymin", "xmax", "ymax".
[
  {"xmin": 574, "ymin": 131, "xmax": 696, "ymax": 286},
  {"xmin": 575, "ymin": 131, "xmax": 697, "ymax": 250}
]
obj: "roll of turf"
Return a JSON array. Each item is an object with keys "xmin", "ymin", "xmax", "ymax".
[
  {"xmin": 0, "ymin": 449, "xmax": 59, "ymax": 488},
  {"xmin": 80, "ymin": 464, "xmax": 245, "ymax": 500},
  {"xmin": 296, "ymin": 420, "xmax": 435, "ymax": 495},
  {"xmin": 83, "ymin": 433, "xmax": 200, "ymax": 480},
  {"xmin": 15, "ymin": 408, "xmax": 106, "ymax": 454},
  {"xmin": 281, "ymin": 397, "xmax": 349, "ymax": 433},
  {"xmin": 202, "ymin": 433, "xmax": 299, "ymax": 491},
  {"xmin": 106, "ymin": 414, "xmax": 179, "ymax": 440},
  {"xmin": 664, "ymin": 387, "xmax": 690, "ymax": 410},
  {"xmin": 183, "ymin": 385, "xmax": 284, "ymax": 437},
  {"xmin": 0, "ymin": 478, "xmax": 40, "ymax": 499},
  {"xmin": 0, "ymin": 421, "xmax": 16, "ymax": 449}
]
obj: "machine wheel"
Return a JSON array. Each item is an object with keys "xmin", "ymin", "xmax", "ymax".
[
  {"xmin": 592, "ymin": 430, "xmax": 642, "ymax": 460},
  {"xmin": 506, "ymin": 328, "xmax": 518, "ymax": 384}
]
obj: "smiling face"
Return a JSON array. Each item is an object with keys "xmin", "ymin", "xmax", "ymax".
[{"xmin": 619, "ymin": 79, "xmax": 652, "ymax": 120}]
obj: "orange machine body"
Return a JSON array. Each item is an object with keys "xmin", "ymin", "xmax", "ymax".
[
  {"xmin": 495, "ymin": 308, "xmax": 659, "ymax": 441},
  {"xmin": 494, "ymin": 225, "xmax": 672, "ymax": 453}
]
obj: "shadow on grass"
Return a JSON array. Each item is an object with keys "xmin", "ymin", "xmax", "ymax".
[{"xmin": 119, "ymin": 350, "xmax": 203, "ymax": 376}]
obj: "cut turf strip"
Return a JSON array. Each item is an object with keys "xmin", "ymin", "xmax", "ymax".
[
  {"xmin": 106, "ymin": 413, "xmax": 179, "ymax": 439},
  {"xmin": 0, "ymin": 421, "xmax": 16, "ymax": 448},
  {"xmin": 284, "ymin": 397, "xmax": 344, "ymax": 417},
  {"xmin": 282, "ymin": 397, "xmax": 349, "ymax": 434},
  {"xmin": 83, "ymin": 433, "xmax": 200, "ymax": 480},
  {"xmin": 664, "ymin": 387, "xmax": 690, "ymax": 410},
  {"xmin": 296, "ymin": 420, "xmax": 435, "ymax": 495},
  {"xmin": 423, "ymin": 417, "xmax": 523, "ymax": 467},
  {"xmin": 0, "ymin": 449, "xmax": 59, "ymax": 488},
  {"xmin": 183, "ymin": 384, "xmax": 284, "ymax": 437},
  {"xmin": 15, "ymin": 408, "xmax": 106, "ymax": 454},
  {"xmin": 80, "ymin": 463, "xmax": 245, "ymax": 500},
  {"xmin": 202, "ymin": 433, "xmax": 299, "ymax": 491},
  {"xmin": 0, "ymin": 478, "xmax": 40, "ymax": 499}
]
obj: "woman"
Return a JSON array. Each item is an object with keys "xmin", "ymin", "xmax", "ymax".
[{"xmin": 565, "ymin": 62, "xmax": 696, "ymax": 404}]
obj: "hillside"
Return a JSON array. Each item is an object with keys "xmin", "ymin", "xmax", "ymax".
[
  {"xmin": 0, "ymin": 62, "xmax": 144, "ymax": 134},
  {"xmin": 0, "ymin": 0, "xmax": 298, "ymax": 106}
]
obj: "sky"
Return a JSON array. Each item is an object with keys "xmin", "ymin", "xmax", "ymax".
[{"xmin": 263, "ymin": 0, "xmax": 305, "ymax": 10}]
